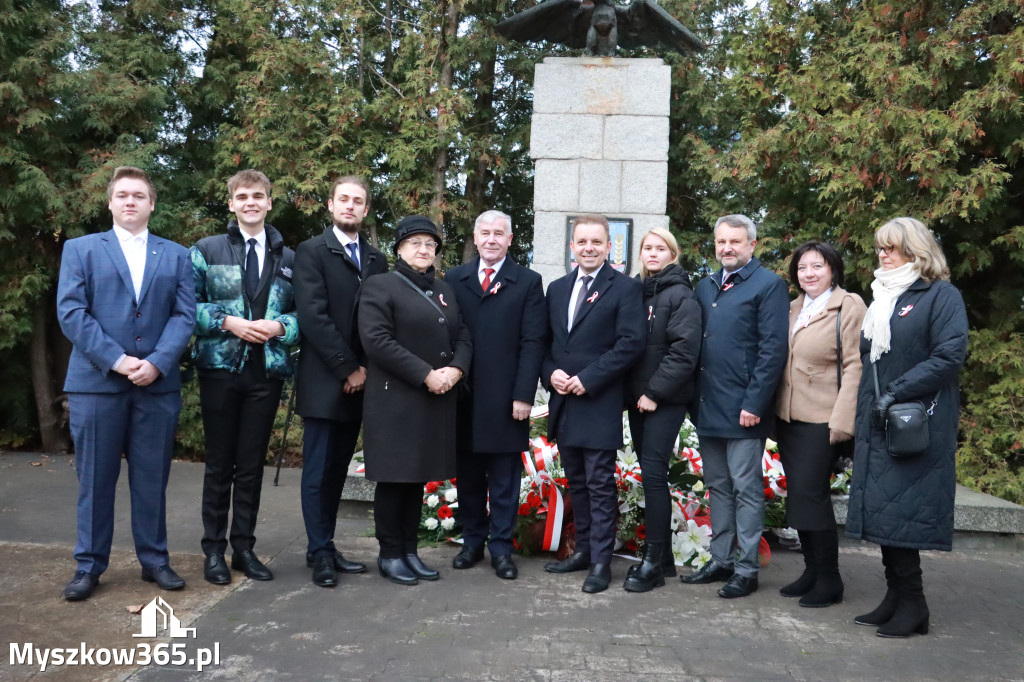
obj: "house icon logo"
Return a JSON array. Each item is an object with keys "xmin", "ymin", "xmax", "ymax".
[{"xmin": 133, "ymin": 596, "xmax": 197, "ymax": 638}]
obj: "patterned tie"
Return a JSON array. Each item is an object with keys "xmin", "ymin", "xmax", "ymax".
[
  {"xmin": 245, "ymin": 238, "xmax": 259, "ymax": 299},
  {"xmin": 481, "ymin": 267, "xmax": 495, "ymax": 292},
  {"xmin": 346, "ymin": 242, "xmax": 360, "ymax": 271},
  {"xmin": 571, "ymin": 275, "xmax": 593, "ymax": 329}
]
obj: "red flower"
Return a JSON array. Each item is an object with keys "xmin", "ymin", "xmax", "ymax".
[
  {"xmin": 519, "ymin": 503, "xmax": 532, "ymax": 516},
  {"xmin": 425, "ymin": 482, "xmax": 440, "ymax": 494},
  {"xmin": 636, "ymin": 524, "xmax": 646, "ymax": 540},
  {"xmin": 526, "ymin": 492, "xmax": 543, "ymax": 508},
  {"xmin": 555, "ymin": 478, "xmax": 568, "ymax": 487},
  {"xmin": 449, "ymin": 478, "xmax": 457, "ymax": 485},
  {"xmin": 777, "ymin": 476, "xmax": 787, "ymax": 490},
  {"xmin": 437, "ymin": 505, "xmax": 454, "ymax": 519},
  {"xmin": 764, "ymin": 487, "xmax": 775, "ymax": 500}
]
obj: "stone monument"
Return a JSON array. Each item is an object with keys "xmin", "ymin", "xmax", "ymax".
[{"xmin": 529, "ymin": 56, "xmax": 671, "ymax": 284}]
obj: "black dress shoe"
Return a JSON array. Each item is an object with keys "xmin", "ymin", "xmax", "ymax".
[
  {"xmin": 141, "ymin": 565, "xmax": 186, "ymax": 591},
  {"xmin": 63, "ymin": 571, "xmax": 99, "ymax": 601},
  {"xmin": 312, "ymin": 554, "xmax": 337, "ymax": 587},
  {"xmin": 452, "ymin": 545, "xmax": 485, "ymax": 569},
  {"xmin": 582, "ymin": 563, "xmax": 611, "ymax": 594},
  {"xmin": 403, "ymin": 554, "xmax": 440, "ymax": 581},
  {"xmin": 718, "ymin": 574, "xmax": 758, "ymax": 598},
  {"xmin": 680, "ymin": 561, "xmax": 734, "ymax": 584},
  {"xmin": 377, "ymin": 557, "xmax": 418, "ymax": 586},
  {"xmin": 204, "ymin": 553, "xmax": 231, "ymax": 585},
  {"xmin": 231, "ymin": 550, "xmax": 273, "ymax": 581},
  {"xmin": 492, "ymin": 554, "xmax": 518, "ymax": 580},
  {"xmin": 544, "ymin": 552, "xmax": 590, "ymax": 574},
  {"xmin": 305, "ymin": 550, "xmax": 367, "ymax": 574}
]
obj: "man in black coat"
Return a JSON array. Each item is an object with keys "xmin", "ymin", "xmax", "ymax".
[
  {"xmin": 293, "ymin": 176, "xmax": 388, "ymax": 587},
  {"xmin": 541, "ymin": 214, "xmax": 646, "ymax": 594},
  {"xmin": 682, "ymin": 214, "xmax": 789, "ymax": 599},
  {"xmin": 444, "ymin": 210, "xmax": 547, "ymax": 580}
]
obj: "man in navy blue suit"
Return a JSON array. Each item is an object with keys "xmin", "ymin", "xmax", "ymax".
[
  {"xmin": 541, "ymin": 214, "xmax": 645, "ymax": 593},
  {"xmin": 444, "ymin": 210, "xmax": 546, "ymax": 580},
  {"xmin": 56, "ymin": 166, "xmax": 196, "ymax": 601}
]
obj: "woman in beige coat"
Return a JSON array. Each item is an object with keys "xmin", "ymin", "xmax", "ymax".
[{"xmin": 776, "ymin": 240, "xmax": 866, "ymax": 607}]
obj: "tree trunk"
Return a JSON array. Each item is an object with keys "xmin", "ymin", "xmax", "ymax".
[
  {"xmin": 429, "ymin": 0, "xmax": 460, "ymax": 234},
  {"xmin": 461, "ymin": 43, "xmax": 498, "ymax": 264},
  {"xmin": 30, "ymin": 295, "xmax": 71, "ymax": 453}
]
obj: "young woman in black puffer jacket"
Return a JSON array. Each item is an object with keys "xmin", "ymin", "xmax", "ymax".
[{"xmin": 623, "ymin": 227, "xmax": 702, "ymax": 592}]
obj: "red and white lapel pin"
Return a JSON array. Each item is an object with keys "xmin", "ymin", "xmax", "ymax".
[
  {"xmin": 898, "ymin": 304, "xmax": 914, "ymax": 317},
  {"xmin": 587, "ymin": 291, "xmax": 599, "ymax": 303},
  {"xmin": 489, "ymin": 282, "xmax": 502, "ymax": 295},
  {"xmin": 439, "ymin": 293, "xmax": 448, "ymax": 307}
]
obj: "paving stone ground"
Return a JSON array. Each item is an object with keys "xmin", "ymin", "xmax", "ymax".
[{"xmin": 1, "ymin": 453, "xmax": 1022, "ymax": 681}]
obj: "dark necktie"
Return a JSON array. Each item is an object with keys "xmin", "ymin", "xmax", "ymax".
[
  {"xmin": 571, "ymin": 274, "xmax": 593, "ymax": 328},
  {"xmin": 346, "ymin": 242, "xmax": 360, "ymax": 271},
  {"xmin": 481, "ymin": 267, "xmax": 495, "ymax": 292},
  {"xmin": 723, "ymin": 271, "xmax": 736, "ymax": 287},
  {"xmin": 245, "ymin": 238, "xmax": 259, "ymax": 299}
]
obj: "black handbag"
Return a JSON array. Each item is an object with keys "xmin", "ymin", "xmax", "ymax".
[{"xmin": 872, "ymin": 363, "xmax": 937, "ymax": 458}]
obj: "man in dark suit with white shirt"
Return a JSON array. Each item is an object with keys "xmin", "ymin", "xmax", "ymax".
[
  {"xmin": 541, "ymin": 214, "xmax": 645, "ymax": 593},
  {"xmin": 444, "ymin": 210, "xmax": 547, "ymax": 580},
  {"xmin": 56, "ymin": 166, "xmax": 196, "ymax": 600}
]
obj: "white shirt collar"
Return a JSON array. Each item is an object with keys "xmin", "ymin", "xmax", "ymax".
[
  {"xmin": 112, "ymin": 225, "xmax": 148, "ymax": 243},
  {"xmin": 241, "ymin": 228, "xmax": 266, "ymax": 249},
  {"xmin": 479, "ymin": 257, "xmax": 506, "ymax": 277},
  {"xmin": 332, "ymin": 226, "xmax": 360, "ymax": 248},
  {"xmin": 576, "ymin": 262, "xmax": 604, "ymax": 283}
]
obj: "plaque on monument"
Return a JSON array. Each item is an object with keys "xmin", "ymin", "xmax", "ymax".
[{"xmin": 566, "ymin": 216, "xmax": 633, "ymax": 275}]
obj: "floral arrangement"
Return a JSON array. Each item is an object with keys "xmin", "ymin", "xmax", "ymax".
[{"xmin": 420, "ymin": 388, "xmax": 853, "ymax": 564}]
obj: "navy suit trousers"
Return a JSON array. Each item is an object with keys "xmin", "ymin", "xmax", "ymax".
[
  {"xmin": 456, "ymin": 450, "xmax": 523, "ymax": 557},
  {"xmin": 68, "ymin": 390, "xmax": 180, "ymax": 575},
  {"xmin": 559, "ymin": 445, "xmax": 618, "ymax": 565},
  {"xmin": 301, "ymin": 417, "xmax": 361, "ymax": 557}
]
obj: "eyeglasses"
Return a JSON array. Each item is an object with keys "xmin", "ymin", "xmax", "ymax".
[
  {"xmin": 875, "ymin": 245, "xmax": 894, "ymax": 255},
  {"xmin": 405, "ymin": 239, "xmax": 438, "ymax": 252}
]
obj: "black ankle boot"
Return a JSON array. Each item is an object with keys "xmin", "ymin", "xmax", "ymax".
[
  {"xmin": 779, "ymin": 530, "xmax": 816, "ymax": 597},
  {"xmin": 623, "ymin": 543, "xmax": 665, "ymax": 593},
  {"xmin": 799, "ymin": 530, "xmax": 843, "ymax": 607},
  {"xmin": 855, "ymin": 546, "xmax": 898, "ymax": 626},
  {"xmin": 877, "ymin": 548, "xmax": 929, "ymax": 638}
]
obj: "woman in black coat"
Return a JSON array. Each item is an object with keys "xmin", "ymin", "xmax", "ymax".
[
  {"xmin": 358, "ymin": 216, "xmax": 472, "ymax": 586},
  {"xmin": 846, "ymin": 217, "xmax": 968, "ymax": 637},
  {"xmin": 622, "ymin": 227, "xmax": 701, "ymax": 592}
]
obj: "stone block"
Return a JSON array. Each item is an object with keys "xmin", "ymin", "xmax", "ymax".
[
  {"xmin": 621, "ymin": 161, "xmax": 668, "ymax": 214},
  {"xmin": 534, "ymin": 57, "xmax": 671, "ymax": 117},
  {"xmin": 534, "ymin": 160, "xmax": 580, "ymax": 212},
  {"xmin": 530, "ymin": 114, "xmax": 603, "ymax": 160},
  {"xmin": 604, "ymin": 116, "xmax": 670, "ymax": 161},
  {"xmin": 578, "ymin": 161, "xmax": 622, "ymax": 214},
  {"xmin": 532, "ymin": 211, "xmax": 572, "ymax": 268}
]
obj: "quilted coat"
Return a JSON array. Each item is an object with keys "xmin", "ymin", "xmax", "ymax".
[{"xmin": 845, "ymin": 277, "xmax": 968, "ymax": 551}]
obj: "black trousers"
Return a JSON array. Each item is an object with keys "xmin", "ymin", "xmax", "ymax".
[
  {"xmin": 374, "ymin": 481, "xmax": 425, "ymax": 558},
  {"xmin": 456, "ymin": 450, "xmax": 523, "ymax": 557},
  {"xmin": 628, "ymin": 403, "xmax": 688, "ymax": 549},
  {"xmin": 301, "ymin": 417, "xmax": 362, "ymax": 557},
  {"xmin": 559, "ymin": 445, "xmax": 618, "ymax": 564},
  {"xmin": 776, "ymin": 420, "xmax": 839, "ymax": 530},
  {"xmin": 199, "ymin": 363, "xmax": 283, "ymax": 556}
]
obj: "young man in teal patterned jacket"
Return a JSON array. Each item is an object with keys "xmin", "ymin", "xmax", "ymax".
[{"xmin": 190, "ymin": 169, "xmax": 298, "ymax": 585}]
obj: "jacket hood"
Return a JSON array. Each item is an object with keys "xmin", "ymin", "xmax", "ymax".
[{"xmin": 642, "ymin": 263, "xmax": 692, "ymax": 297}]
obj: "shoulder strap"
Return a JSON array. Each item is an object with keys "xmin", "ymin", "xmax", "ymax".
[
  {"xmin": 394, "ymin": 271, "xmax": 446, "ymax": 318},
  {"xmin": 835, "ymin": 304, "xmax": 843, "ymax": 390}
]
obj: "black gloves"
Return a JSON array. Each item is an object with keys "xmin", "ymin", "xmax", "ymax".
[{"xmin": 873, "ymin": 391, "xmax": 897, "ymax": 428}]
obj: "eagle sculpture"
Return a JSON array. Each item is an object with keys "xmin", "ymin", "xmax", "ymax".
[{"xmin": 496, "ymin": 0, "xmax": 704, "ymax": 57}]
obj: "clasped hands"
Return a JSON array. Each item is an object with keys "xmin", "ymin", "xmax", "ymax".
[
  {"xmin": 550, "ymin": 369, "xmax": 586, "ymax": 396},
  {"xmin": 222, "ymin": 315, "xmax": 285, "ymax": 345},
  {"xmin": 425, "ymin": 367, "xmax": 463, "ymax": 395},
  {"xmin": 115, "ymin": 356, "xmax": 159, "ymax": 386}
]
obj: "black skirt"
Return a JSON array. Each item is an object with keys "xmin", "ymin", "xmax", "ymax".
[{"xmin": 776, "ymin": 420, "xmax": 840, "ymax": 530}]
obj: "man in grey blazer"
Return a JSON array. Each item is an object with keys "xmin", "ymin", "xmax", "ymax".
[{"xmin": 56, "ymin": 166, "xmax": 196, "ymax": 600}]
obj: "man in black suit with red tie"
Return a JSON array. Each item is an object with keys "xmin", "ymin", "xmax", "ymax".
[
  {"xmin": 444, "ymin": 210, "xmax": 547, "ymax": 580},
  {"xmin": 541, "ymin": 214, "xmax": 645, "ymax": 593}
]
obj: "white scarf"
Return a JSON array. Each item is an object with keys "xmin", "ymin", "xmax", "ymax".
[
  {"xmin": 793, "ymin": 287, "xmax": 833, "ymax": 336},
  {"xmin": 862, "ymin": 262, "xmax": 921, "ymax": 362}
]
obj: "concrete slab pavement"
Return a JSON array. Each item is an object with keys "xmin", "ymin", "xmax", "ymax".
[{"xmin": 1, "ymin": 452, "xmax": 1022, "ymax": 681}]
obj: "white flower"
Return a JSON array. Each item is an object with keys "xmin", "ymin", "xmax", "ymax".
[
  {"xmin": 444, "ymin": 488, "xmax": 458, "ymax": 503},
  {"xmin": 678, "ymin": 519, "xmax": 712, "ymax": 557},
  {"xmin": 424, "ymin": 517, "xmax": 439, "ymax": 530},
  {"xmin": 692, "ymin": 480, "xmax": 704, "ymax": 493},
  {"xmin": 426, "ymin": 495, "xmax": 439, "ymax": 508},
  {"xmin": 440, "ymin": 517, "xmax": 455, "ymax": 530},
  {"xmin": 693, "ymin": 548, "xmax": 712, "ymax": 568}
]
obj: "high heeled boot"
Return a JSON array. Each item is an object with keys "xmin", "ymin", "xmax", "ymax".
[
  {"xmin": 779, "ymin": 530, "xmax": 816, "ymax": 597},
  {"xmin": 855, "ymin": 545, "xmax": 899, "ymax": 626},
  {"xmin": 799, "ymin": 529, "xmax": 844, "ymax": 607},
  {"xmin": 876, "ymin": 548, "xmax": 929, "ymax": 638},
  {"xmin": 623, "ymin": 542, "xmax": 665, "ymax": 592}
]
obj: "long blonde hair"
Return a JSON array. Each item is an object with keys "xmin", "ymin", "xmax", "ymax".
[
  {"xmin": 637, "ymin": 227, "xmax": 681, "ymax": 279},
  {"xmin": 874, "ymin": 217, "xmax": 950, "ymax": 282}
]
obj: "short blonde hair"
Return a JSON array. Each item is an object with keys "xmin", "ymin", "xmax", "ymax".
[
  {"xmin": 874, "ymin": 217, "xmax": 950, "ymax": 282},
  {"xmin": 637, "ymin": 227, "xmax": 680, "ymax": 279}
]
